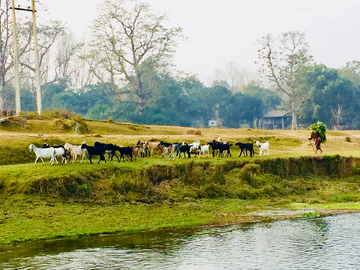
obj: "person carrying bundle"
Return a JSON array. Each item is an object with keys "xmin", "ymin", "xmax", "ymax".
[
  {"xmin": 308, "ymin": 121, "xmax": 327, "ymax": 154},
  {"xmin": 309, "ymin": 130, "xmax": 322, "ymax": 153}
]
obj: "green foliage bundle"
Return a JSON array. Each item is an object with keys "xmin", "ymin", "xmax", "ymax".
[{"xmin": 308, "ymin": 121, "xmax": 327, "ymax": 143}]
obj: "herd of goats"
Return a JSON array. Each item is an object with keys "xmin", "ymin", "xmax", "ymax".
[{"xmin": 28, "ymin": 139, "xmax": 270, "ymax": 165}]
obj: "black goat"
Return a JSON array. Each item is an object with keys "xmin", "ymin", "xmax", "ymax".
[
  {"xmin": 208, "ymin": 141, "xmax": 232, "ymax": 157},
  {"xmin": 177, "ymin": 143, "xmax": 191, "ymax": 158},
  {"xmin": 81, "ymin": 143, "xmax": 106, "ymax": 164},
  {"xmin": 235, "ymin": 141, "xmax": 255, "ymax": 157},
  {"xmin": 207, "ymin": 142, "xmax": 222, "ymax": 157},
  {"xmin": 94, "ymin": 141, "xmax": 119, "ymax": 161},
  {"xmin": 219, "ymin": 143, "xmax": 232, "ymax": 157},
  {"xmin": 160, "ymin": 141, "xmax": 172, "ymax": 147},
  {"xmin": 115, "ymin": 145, "xmax": 133, "ymax": 162}
]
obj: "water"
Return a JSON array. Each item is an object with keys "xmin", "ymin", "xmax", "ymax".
[{"xmin": 1, "ymin": 213, "xmax": 360, "ymax": 269}]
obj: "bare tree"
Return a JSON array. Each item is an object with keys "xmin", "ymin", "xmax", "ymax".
[
  {"xmin": 87, "ymin": 0, "xmax": 184, "ymax": 113},
  {"xmin": 19, "ymin": 20, "xmax": 64, "ymax": 86},
  {"xmin": 208, "ymin": 62, "xmax": 258, "ymax": 92},
  {"xmin": 331, "ymin": 105, "xmax": 342, "ymax": 130},
  {"xmin": 257, "ymin": 31, "xmax": 312, "ymax": 129},
  {"xmin": 54, "ymin": 32, "xmax": 82, "ymax": 80},
  {"xmin": 0, "ymin": 0, "xmax": 24, "ymax": 110}
]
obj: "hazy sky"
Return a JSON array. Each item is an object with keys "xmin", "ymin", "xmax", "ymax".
[{"xmin": 15, "ymin": 0, "xmax": 360, "ymax": 84}]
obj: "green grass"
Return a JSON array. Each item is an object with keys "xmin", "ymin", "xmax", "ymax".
[
  {"xmin": 0, "ymin": 197, "xmax": 256, "ymax": 244},
  {"xmin": 1, "ymin": 118, "xmax": 360, "ymax": 245},
  {"xmin": 1, "ymin": 159, "xmax": 360, "ymax": 244}
]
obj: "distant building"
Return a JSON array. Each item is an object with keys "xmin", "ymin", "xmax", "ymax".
[
  {"xmin": 208, "ymin": 119, "xmax": 217, "ymax": 127},
  {"xmin": 261, "ymin": 111, "xmax": 292, "ymax": 129}
]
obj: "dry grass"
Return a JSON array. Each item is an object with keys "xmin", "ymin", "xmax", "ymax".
[{"xmin": 1, "ymin": 120, "xmax": 359, "ymax": 158}]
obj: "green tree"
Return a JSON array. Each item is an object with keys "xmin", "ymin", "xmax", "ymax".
[
  {"xmin": 79, "ymin": 82, "xmax": 117, "ymax": 115},
  {"xmin": 299, "ymin": 64, "xmax": 360, "ymax": 128},
  {"xmin": 87, "ymin": 0, "xmax": 184, "ymax": 113},
  {"xmin": 50, "ymin": 92, "xmax": 80, "ymax": 112},
  {"xmin": 41, "ymin": 82, "xmax": 67, "ymax": 110},
  {"xmin": 257, "ymin": 31, "xmax": 313, "ymax": 129},
  {"xmin": 339, "ymin": 60, "xmax": 360, "ymax": 90},
  {"xmin": 85, "ymin": 103, "xmax": 111, "ymax": 120},
  {"xmin": 220, "ymin": 92, "xmax": 264, "ymax": 128},
  {"xmin": 242, "ymin": 81, "xmax": 281, "ymax": 114}
]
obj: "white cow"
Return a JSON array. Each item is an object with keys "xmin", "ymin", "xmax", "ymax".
[{"xmin": 256, "ymin": 141, "xmax": 269, "ymax": 156}]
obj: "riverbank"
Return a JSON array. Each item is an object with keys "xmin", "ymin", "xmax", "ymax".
[
  {"xmin": 1, "ymin": 156, "xmax": 360, "ymax": 245},
  {"xmin": 1, "ymin": 194, "xmax": 360, "ymax": 246},
  {"xmin": 1, "ymin": 120, "xmax": 360, "ymax": 245}
]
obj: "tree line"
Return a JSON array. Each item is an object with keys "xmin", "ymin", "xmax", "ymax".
[{"xmin": 1, "ymin": 0, "xmax": 360, "ymax": 129}]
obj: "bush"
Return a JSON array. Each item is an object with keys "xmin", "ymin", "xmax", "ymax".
[
  {"xmin": 55, "ymin": 108, "xmax": 76, "ymax": 119},
  {"xmin": 26, "ymin": 111, "xmax": 38, "ymax": 120},
  {"xmin": 72, "ymin": 115, "xmax": 89, "ymax": 133},
  {"xmin": 52, "ymin": 119, "xmax": 73, "ymax": 131},
  {"xmin": 354, "ymin": 167, "xmax": 360, "ymax": 174},
  {"xmin": 241, "ymin": 164, "xmax": 261, "ymax": 176},
  {"xmin": 107, "ymin": 118, "xmax": 115, "ymax": 124},
  {"xmin": 185, "ymin": 129, "xmax": 202, "ymax": 135},
  {"xmin": 331, "ymin": 194, "xmax": 353, "ymax": 202},
  {"xmin": 39, "ymin": 110, "xmax": 56, "ymax": 120}
]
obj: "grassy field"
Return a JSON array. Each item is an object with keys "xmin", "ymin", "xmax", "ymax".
[
  {"xmin": 1, "ymin": 117, "xmax": 360, "ymax": 245},
  {"xmin": 1, "ymin": 117, "xmax": 360, "ymax": 159}
]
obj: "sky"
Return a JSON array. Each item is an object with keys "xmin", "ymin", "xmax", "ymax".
[{"xmin": 13, "ymin": 0, "xmax": 360, "ymax": 85}]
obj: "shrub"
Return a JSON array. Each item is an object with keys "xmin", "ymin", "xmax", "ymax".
[
  {"xmin": 107, "ymin": 118, "xmax": 115, "ymax": 124},
  {"xmin": 26, "ymin": 111, "xmax": 38, "ymax": 120},
  {"xmin": 331, "ymin": 194, "xmax": 353, "ymax": 202},
  {"xmin": 81, "ymin": 184, "xmax": 89, "ymax": 195},
  {"xmin": 345, "ymin": 136, "xmax": 351, "ymax": 142},
  {"xmin": 354, "ymin": 167, "xmax": 360, "ymax": 174},
  {"xmin": 241, "ymin": 164, "xmax": 261, "ymax": 176},
  {"xmin": 52, "ymin": 119, "xmax": 72, "ymax": 131},
  {"xmin": 185, "ymin": 129, "xmax": 202, "ymax": 135},
  {"xmin": 39, "ymin": 110, "xmax": 56, "ymax": 120},
  {"xmin": 301, "ymin": 212, "xmax": 320, "ymax": 218},
  {"xmin": 72, "ymin": 115, "xmax": 89, "ymax": 133}
]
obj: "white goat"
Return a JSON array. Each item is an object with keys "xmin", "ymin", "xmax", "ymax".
[
  {"xmin": 53, "ymin": 146, "xmax": 67, "ymax": 164},
  {"xmin": 29, "ymin": 144, "xmax": 55, "ymax": 165},
  {"xmin": 256, "ymin": 141, "xmax": 269, "ymax": 156},
  {"xmin": 189, "ymin": 141, "xmax": 200, "ymax": 157},
  {"xmin": 198, "ymin": 145, "xmax": 210, "ymax": 158},
  {"xmin": 64, "ymin": 143, "xmax": 87, "ymax": 163}
]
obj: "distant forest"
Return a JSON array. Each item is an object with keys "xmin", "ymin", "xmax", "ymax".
[
  {"xmin": 1, "ymin": 0, "xmax": 360, "ymax": 129},
  {"xmin": 13, "ymin": 61, "xmax": 360, "ymax": 129}
]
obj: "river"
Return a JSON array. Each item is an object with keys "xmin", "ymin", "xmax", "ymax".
[{"xmin": 1, "ymin": 212, "xmax": 360, "ymax": 269}]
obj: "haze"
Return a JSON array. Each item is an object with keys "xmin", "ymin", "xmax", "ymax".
[{"xmin": 16, "ymin": 0, "xmax": 360, "ymax": 84}]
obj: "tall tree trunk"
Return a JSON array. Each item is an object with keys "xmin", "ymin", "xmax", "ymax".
[
  {"xmin": 0, "ymin": 86, "xmax": 3, "ymax": 111},
  {"xmin": 291, "ymin": 96, "xmax": 297, "ymax": 130}
]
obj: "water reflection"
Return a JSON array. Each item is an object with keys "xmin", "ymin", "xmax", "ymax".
[{"xmin": 1, "ymin": 213, "xmax": 360, "ymax": 269}]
